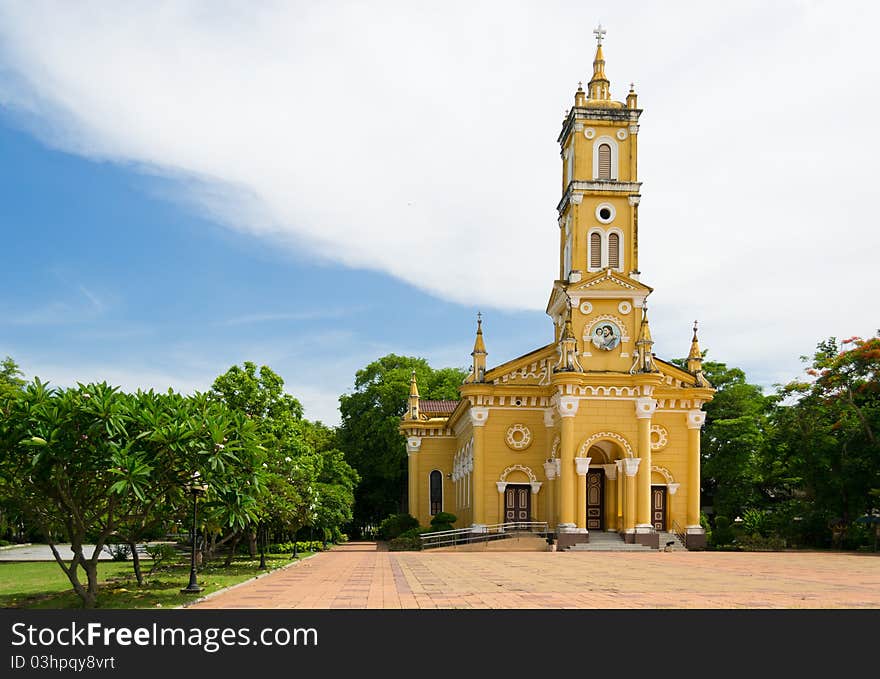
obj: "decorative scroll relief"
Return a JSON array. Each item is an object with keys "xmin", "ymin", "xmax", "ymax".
[
  {"xmin": 499, "ymin": 464, "xmax": 538, "ymax": 484},
  {"xmin": 496, "ymin": 360, "xmax": 550, "ymax": 385},
  {"xmin": 650, "ymin": 425, "xmax": 669, "ymax": 451},
  {"xmin": 505, "ymin": 424, "xmax": 533, "ymax": 451},
  {"xmin": 550, "ymin": 435, "xmax": 560, "ymax": 459},
  {"xmin": 577, "ymin": 432, "xmax": 635, "ymax": 458}
]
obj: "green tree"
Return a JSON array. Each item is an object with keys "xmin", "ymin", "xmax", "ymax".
[
  {"xmin": 767, "ymin": 333, "xmax": 880, "ymax": 548},
  {"xmin": 209, "ymin": 362, "xmax": 357, "ymax": 554},
  {"xmin": 337, "ymin": 354, "xmax": 466, "ymax": 533},
  {"xmin": 0, "ymin": 380, "xmax": 263, "ymax": 606}
]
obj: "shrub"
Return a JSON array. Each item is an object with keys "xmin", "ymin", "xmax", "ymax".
[
  {"xmin": 388, "ymin": 530, "xmax": 423, "ymax": 551},
  {"xmin": 103, "ymin": 543, "xmax": 131, "ymax": 561},
  {"xmin": 429, "ymin": 512, "xmax": 457, "ymax": 533},
  {"xmin": 378, "ymin": 513, "xmax": 419, "ymax": 540},
  {"xmin": 710, "ymin": 516, "xmax": 735, "ymax": 548},
  {"xmin": 144, "ymin": 543, "xmax": 178, "ymax": 574},
  {"xmin": 736, "ymin": 534, "xmax": 787, "ymax": 551},
  {"xmin": 265, "ymin": 540, "xmax": 327, "ymax": 554}
]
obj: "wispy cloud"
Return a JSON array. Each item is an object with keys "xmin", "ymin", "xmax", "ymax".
[
  {"xmin": 0, "ymin": 2, "xmax": 877, "ymax": 393},
  {"xmin": 220, "ymin": 307, "xmax": 366, "ymax": 326}
]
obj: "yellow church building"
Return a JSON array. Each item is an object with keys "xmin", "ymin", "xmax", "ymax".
[{"xmin": 400, "ymin": 27, "xmax": 714, "ymax": 550}]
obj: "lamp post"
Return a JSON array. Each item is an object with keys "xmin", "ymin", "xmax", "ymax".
[
  {"xmin": 258, "ymin": 521, "xmax": 267, "ymax": 570},
  {"xmin": 180, "ymin": 471, "xmax": 207, "ymax": 594}
]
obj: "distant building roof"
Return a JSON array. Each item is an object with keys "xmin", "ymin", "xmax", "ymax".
[{"xmin": 419, "ymin": 400, "xmax": 460, "ymax": 417}]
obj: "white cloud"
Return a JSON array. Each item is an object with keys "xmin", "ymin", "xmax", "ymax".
[{"xmin": 1, "ymin": 1, "xmax": 878, "ymax": 390}]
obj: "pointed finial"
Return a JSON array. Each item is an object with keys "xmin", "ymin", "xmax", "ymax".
[
  {"xmin": 629, "ymin": 82, "xmax": 635, "ymax": 91},
  {"xmin": 577, "ymin": 81, "xmax": 583, "ymax": 90},
  {"xmin": 692, "ymin": 320, "xmax": 699, "ymax": 340},
  {"xmin": 688, "ymin": 320, "xmax": 705, "ymax": 385},
  {"xmin": 593, "ymin": 24, "xmax": 606, "ymax": 45}
]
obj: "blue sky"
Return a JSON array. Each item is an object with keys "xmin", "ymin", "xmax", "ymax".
[{"xmin": 1, "ymin": 2, "xmax": 878, "ymax": 424}]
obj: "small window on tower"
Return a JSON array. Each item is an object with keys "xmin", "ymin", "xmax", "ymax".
[
  {"xmin": 597, "ymin": 143, "xmax": 612, "ymax": 179},
  {"xmin": 590, "ymin": 232, "xmax": 602, "ymax": 269},
  {"xmin": 608, "ymin": 232, "xmax": 620, "ymax": 269}
]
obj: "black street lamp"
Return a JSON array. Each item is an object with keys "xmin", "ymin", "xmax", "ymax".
[
  {"xmin": 258, "ymin": 522, "xmax": 267, "ymax": 570},
  {"xmin": 180, "ymin": 471, "xmax": 207, "ymax": 594}
]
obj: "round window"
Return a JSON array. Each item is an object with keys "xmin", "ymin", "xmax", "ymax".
[{"xmin": 595, "ymin": 202, "xmax": 615, "ymax": 224}]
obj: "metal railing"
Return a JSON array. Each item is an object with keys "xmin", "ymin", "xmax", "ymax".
[
  {"xmin": 671, "ymin": 520, "xmax": 687, "ymax": 549},
  {"xmin": 419, "ymin": 522, "xmax": 549, "ymax": 550}
]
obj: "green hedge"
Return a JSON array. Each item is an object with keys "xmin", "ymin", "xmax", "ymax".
[{"xmin": 266, "ymin": 541, "xmax": 327, "ymax": 554}]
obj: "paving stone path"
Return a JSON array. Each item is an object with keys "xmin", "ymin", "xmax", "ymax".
[{"xmin": 190, "ymin": 541, "xmax": 880, "ymax": 609}]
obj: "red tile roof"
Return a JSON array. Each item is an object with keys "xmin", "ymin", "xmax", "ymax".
[{"xmin": 419, "ymin": 400, "xmax": 460, "ymax": 417}]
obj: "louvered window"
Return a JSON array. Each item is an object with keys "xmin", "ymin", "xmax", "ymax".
[
  {"xmin": 590, "ymin": 232, "xmax": 602, "ymax": 269},
  {"xmin": 608, "ymin": 233, "xmax": 620, "ymax": 269},
  {"xmin": 430, "ymin": 470, "xmax": 442, "ymax": 515},
  {"xmin": 597, "ymin": 144, "xmax": 612, "ymax": 179}
]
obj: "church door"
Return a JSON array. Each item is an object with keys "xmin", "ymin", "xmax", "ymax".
[
  {"xmin": 586, "ymin": 468, "xmax": 604, "ymax": 530},
  {"xmin": 651, "ymin": 486, "xmax": 667, "ymax": 531},
  {"xmin": 504, "ymin": 484, "xmax": 531, "ymax": 523}
]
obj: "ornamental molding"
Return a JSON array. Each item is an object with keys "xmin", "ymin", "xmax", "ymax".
[
  {"xmin": 580, "ymin": 269, "xmax": 638, "ymax": 291},
  {"xmin": 686, "ymin": 409, "xmax": 707, "ymax": 430},
  {"xmin": 543, "ymin": 459, "xmax": 558, "ymax": 480},
  {"xmin": 652, "ymin": 465, "xmax": 675, "ymax": 486},
  {"xmin": 406, "ymin": 436, "xmax": 422, "ymax": 453},
  {"xmin": 578, "ymin": 431, "xmax": 635, "ymax": 458},
  {"xmin": 618, "ymin": 301, "xmax": 632, "ymax": 315},
  {"xmin": 621, "ymin": 457, "xmax": 641, "ymax": 477},
  {"xmin": 603, "ymin": 463, "xmax": 618, "ymax": 480},
  {"xmin": 556, "ymin": 395, "xmax": 580, "ymax": 417},
  {"xmin": 628, "ymin": 195, "xmax": 641, "ymax": 206},
  {"xmin": 505, "ymin": 424, "xmax": 533, "ymax": 451},
  {"xmin": 571, "ymin": 194, "xmax": 584, "ymax": 205},
  {"xmin": 634, "ymin": 397, "xmax": 657, "ymax": 419},
  {"xmin": 499, "ymin": 464, "xmax": 538, "ymax": 484},
  {"xmin": 650, "ymin": 425, "xmax": 669, "ymax": 451},
  {"xmin": 574, "ymin": 457, "xmax": 592, "ymax": 476},
  {"xmin": 543, "ymin": 408, "xmax": 556, "ymax": 428},
  {"xmin": 550, "ymin": 435, "xmax": 560, "ymax": 459},
  {"xmin": 579, "ymin": 301, "xmax": 593, "ymax": 314},
  {"xmin": 469, "ymin": 406, "xmax": 490, "ymax": 427},
  {"xmin": 494, "ymin": 359, "xmax": 551, "ymax": 385}
]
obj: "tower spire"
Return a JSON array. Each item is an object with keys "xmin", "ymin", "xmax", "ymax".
[
  {"xmin": 471, "ymin": 312, "xmax": 487, "ymax": 382},
  {"xmin": 588, "ymin": 24, "xmax": 611, "ymax": 101},
  {"xmin": 406, "ymin": 370, "xmax": 420, "ymax": 420},
  {"xmin": 687, "ymin": 320, "xmax": 705, "ymax": 386},
  {"xmin": 629, "ymin": 304, "xmax": 657, "ymax": 374},
  {"xmin": 554, "ymin": 299, "xmax": 584, "ymax": 373}
]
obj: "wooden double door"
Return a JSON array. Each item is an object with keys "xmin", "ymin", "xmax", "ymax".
[
  {"xmin": 651, "ymin": 485, "xmax": 667, "ymax": 531},
  {"xmin": 586, "ymin": 468, "xmax": 604, "ymax": 530},
  {"xmin": 504, "ymin": 484, "xmax": 531, "ymax": 522}
]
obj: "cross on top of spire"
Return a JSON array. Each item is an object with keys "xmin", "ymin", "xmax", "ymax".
[{"xmin": 593, "ymin": 24, "xmax": 606, "ymax": 45}]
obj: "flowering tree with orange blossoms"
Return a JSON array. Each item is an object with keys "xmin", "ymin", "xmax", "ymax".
[{"xmin": 767, "ymin": 332, "xmax": 880, "ymax": 548}]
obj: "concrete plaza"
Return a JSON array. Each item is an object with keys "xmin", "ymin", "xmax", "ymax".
[{"xmin": 189, "ymin": 541, "xmax": 880, "ymax": 609}]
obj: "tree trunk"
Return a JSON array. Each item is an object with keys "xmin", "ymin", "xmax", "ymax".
[
  {"xmin": 129, "ymin": 541, "xmax": 144, "ymax": 586},
  {"xmin": 224, "ymin": 534, "xmax": 240, "ymax": 567},
  {"xmin": 248, "ymin": 530, "xmax": 257, "ymax": 557}
]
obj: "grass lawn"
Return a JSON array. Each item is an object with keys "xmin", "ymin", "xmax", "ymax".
[{"xmin": 0, "ymin": 553, "xmax": 312, "ymax": 609}]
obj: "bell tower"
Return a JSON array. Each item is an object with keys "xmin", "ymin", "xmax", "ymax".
[{"xmin": 548, "ymin": 26, "xmax": 651, "ymax": 374}]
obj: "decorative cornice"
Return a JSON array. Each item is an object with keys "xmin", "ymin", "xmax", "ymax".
[{"xmin": 558, "ymin": 180, "xmax": 643, "ymax": 213}]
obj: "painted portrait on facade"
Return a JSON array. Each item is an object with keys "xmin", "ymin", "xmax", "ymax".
[{"xmin": 591, "ymin": 322, "xmax": 620, "ymax": 351}]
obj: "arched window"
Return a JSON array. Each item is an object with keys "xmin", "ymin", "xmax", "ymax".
[
  {"xmin": 597, "ymin": 144, "xmax": 612, "ymax": 179},
  {"xmin": 429, "ymin": 470, "xmax": 442, "ymax": 515},
  {"xmin": 608, "ymin": 232, "xmax": 620, "ymax": 269},
  {"xmin": 590, "ymin": 232, "xmax": 602, "ymax": 269}
]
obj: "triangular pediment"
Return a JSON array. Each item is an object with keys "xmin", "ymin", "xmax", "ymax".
[{"xmin": 569, "ymin": 269, "xmax": 653, "ymax": 294}]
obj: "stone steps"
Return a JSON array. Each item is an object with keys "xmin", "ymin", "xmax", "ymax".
[{"xmin": 565, "ymin": 531, "xmax": 654, "ymax": 552}]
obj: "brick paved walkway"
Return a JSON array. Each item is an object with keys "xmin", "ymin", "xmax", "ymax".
[{"xmin": 189, "ymin": 541, "xmax": 880, "ymax": 609}]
